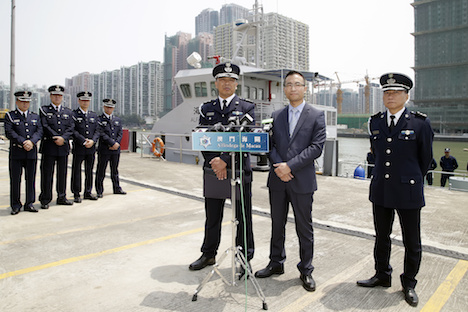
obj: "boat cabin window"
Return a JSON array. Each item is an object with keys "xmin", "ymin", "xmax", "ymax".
[
  {"xmin": 327, "ymin": 111, "xmax": 337, "ymax": 126},
  {"xmin": 210, "ymin": 82, "xmax": 217, "ymax": 97},
  {"xmin": 245, "ymin": 86, "xmax": 250, "ymax": 99},
  {"xmin": 180, "ymin": 84, "xmax": 191, "ymax": 98},
  {"xmin": 251, "ymin": 87, "xmax": 257, "ymax": 100},
  {"xmin": 258, "ymin": 88, "xmax": 264, "ymax": 100},
  {"xmin": 237, "ymin": 85, "xmax": 242, "ymax": 97},
  {"xmin": 195, "ymin": 82, "xmax": 208, "ymax": 97}
]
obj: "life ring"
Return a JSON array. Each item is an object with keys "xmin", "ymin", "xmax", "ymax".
[{"xmin": 151, "ymin": 137, "xmax": 165, "ymax": 157}]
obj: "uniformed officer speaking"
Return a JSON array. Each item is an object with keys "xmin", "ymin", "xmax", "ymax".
[
  {"xmin": 39, "ymin": 85, "xmax": 75, "ymax": 208},
  {"xmin": 357, "ymin": 73, "xmax": 434, "ymax": 307},
  {"xmin": 4, "ymin": 91, "xmax": 43, "ymax": 215},
  {"xmin": 71, "ymin": 91, "xmax": 100, "ymax": 202},
  {"xmin": 189, "ymin": 63, "xmax": 255, "ymax": 276},
  {"xmin": 95, "ymin": 99, "xmax": 126, "ymax": 197}
]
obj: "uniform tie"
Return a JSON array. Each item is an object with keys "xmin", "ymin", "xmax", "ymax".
[
  {"xmin": 221, "ymin": 99, "xmax": 227, "ymax": 110},
  {"xmin": 389, "ymin": 115, "xmax": 396, "ymax": 132},
  {"xmin": 289, "ymin": 108, "xmax": 300, "ymax": 137}
]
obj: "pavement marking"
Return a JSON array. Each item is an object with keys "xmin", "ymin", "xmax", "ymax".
[
  {"xmin": 0, "ymin": 208, "xmax": 196, "ymax": 245},
  {"xmin": 0, "ymin": 225, "xmax": 210, "ymax": 280},
  {"xmin": 279, "ymin": 255, "xmax": 373, "ymax": 312},
  {"xmin": 420, "ymin": 259, "xmax": 468, "ymax": 312}
]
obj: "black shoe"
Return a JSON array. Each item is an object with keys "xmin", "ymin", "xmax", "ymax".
[
  {"xmin": 114, "ymin": 190, "xmax": 127, "ymax": 195},
  {"xmin": 41, "ymin": 204, "xmax": 49, "ymax": 209},
  {"xmin": 238, "ymin": 261, "xmax": 251, "ymax": 280},
  {"xmin": 24, "ymin": 205, "xmax": 39, "ymax": 213},
  {"xmin": 255, "ymin": 264, "xmax": 284, "ymax": 278},
  {"xmin": 189, "ymin": 255, "xmax": 215, "ymax": 271},
  {"xmin": 57, "ymin": 198, "xmax": 74, "ymax": 205},
  {"xmin": 74, "ymin": 196, "xmax": 82, "ymax": 203},
  {"xmin": 84, "ymin": 193, "xmax": 98, "ymax": 200},
  {"xmin": 11, "ymin": 208, "xmax": 20, "ymax": 215},
  {"xmin": 300, "ymin": 273, "xmax": 316, "ymax": 292},
  {"xmin": 97, "ymin": 194, "xmax": 103, "ymax": 198},
  {"xmin": 357, "ymin": 276, "xmax": 391, "ymax": 288},
  {"xmin": 403, "ymin": 287, "xmax": 418, "ymax": 307}
]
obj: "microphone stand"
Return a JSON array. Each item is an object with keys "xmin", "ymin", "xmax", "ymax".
[{"xmin": 192, "ymin": 127, "xmax": 267, "ymax": 310}]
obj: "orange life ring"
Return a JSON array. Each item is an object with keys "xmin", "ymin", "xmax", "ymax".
[{"xmin": 151, "ymin": 137, "xmax": 165, "ymax": 157}]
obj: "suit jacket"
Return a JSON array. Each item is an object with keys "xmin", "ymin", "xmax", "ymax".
[
  {"xmin": 267, "ymin": 103, "xmax": 327, "ymax": 194},
  {"xmin": 4, "ymin": 109, "xmax": 43, "ymax": 160},
  {"xmin": 71, "ymin": 109, "xmax": 100, "ymax": 155},
  {"xmin": 369, "ymin": 108, "xmax": 434, "ymax": 209},
  {"xmin": 97, "ymin": 114, "xmax": 123, "ymax": 155},
  {"xmin": 39, "ymin": 104, "xmax": 74, "ymax": 156}
]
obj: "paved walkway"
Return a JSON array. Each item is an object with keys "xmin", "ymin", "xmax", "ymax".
[{"xmin": 0, "ymin": 148, "xmax": 467, "ymax": 311}]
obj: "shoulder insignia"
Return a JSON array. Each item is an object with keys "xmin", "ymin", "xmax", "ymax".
[
  {"xmin": 239, "ymin": 98, "xmax": 254, "ymax": 104},
  {"xmin": 411, "ymin": 111, "xmax": 427, "ymax": 119},
  {"xmin": 371, "ymin": 112, "xmax": 382, "ymax": 119}
]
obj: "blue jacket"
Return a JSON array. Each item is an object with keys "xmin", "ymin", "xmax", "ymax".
[
  {"xmin": 39, "ymin": 104, "xmax": 74, "ymax": 156},
  {"xmin": 96, "ymin": 114, "xmax": 123, "ymax": 155},
  {"xmin": 4, "ymin": 110, "xmax": 43, "ymax": 160},
  {"xmin": 369, "ymin": 108, "xmax": 434, "ymax": 209},
  {"xmin": 72, "ymin": 109, "xmax": 100, "ymax": 155}
]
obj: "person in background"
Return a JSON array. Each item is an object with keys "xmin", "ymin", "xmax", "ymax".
[
  {"xmin": 71, "ymin": 91, "xmax": 100, "ymax": 203},
  {"xmin": 95, "ymin": 99, "xmax": 126, "ymax": 197},
  {"xmin": 440, "ymin": 148, "xmax": 458, "ymax": 187},
  {"xmin": 425, "ymin": 158, "xmax": 437, "ymax": 185},
  {"xmin": 4, "ymin": 91, "xmax": 43, "ymax": 215},
  {"xmin": 255, "ymin": 70, "xmax": 326, "ymax": 292},
  {"xmin": 39, "ymin": 85, "xmax": 75, "ymax": 208},
  {"xmin": 357, "ymin": 73, "xmax": 434, "ymax": 307}
]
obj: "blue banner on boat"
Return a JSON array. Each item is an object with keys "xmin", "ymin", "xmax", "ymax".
[{"xmin": 192, "ymin": 132, "xmax": 269, "ymax": 153}]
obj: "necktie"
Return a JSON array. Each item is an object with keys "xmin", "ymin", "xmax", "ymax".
[
  {"xmin": 222, "ymin": 99, "xmax": 227, "ymax": 110},
  {"xmin": 289, "ymin": 109, "xmax": 299, "ymax": 137},
  {"xmin": 389, "ymin": 115, "xmax": 396, "ymax": 132}
]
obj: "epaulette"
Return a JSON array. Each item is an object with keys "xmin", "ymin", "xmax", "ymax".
[
  {"xmin": 370, "ymin": 112, "xmax": 382, "ymax": 119},
  {"xmin": 239, "ymin": 98, "xmax": 254, "ymax": 104},
  {"xmin": 411, "ymin": 111, "xmax": 427, "ymax": 119}
]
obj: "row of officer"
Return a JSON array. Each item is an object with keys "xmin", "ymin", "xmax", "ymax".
[{"xmin": 5, "ymin": 86, "xmax": 125, "ymax": 215}]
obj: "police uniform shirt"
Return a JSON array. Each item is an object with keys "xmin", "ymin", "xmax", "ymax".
[
  {"xmin": 72, "ymin": 108, "xmax": 99, "ymax": 155},
  {"xmin": 39, "ymin": 104, "xmax": 74, "ymax": 156},
  {"xmin": 4, "ymin": 109, "xmax": 43, "ymax": 160},
  {"xmin": 386, "ymin": 107, "xmax": 405, "ymax": 128},
  {"xmin": 368, "ymin": 108, "xmax": 434, "ymax": 209}
]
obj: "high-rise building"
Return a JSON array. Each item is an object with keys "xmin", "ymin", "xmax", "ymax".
[
  {"xmin": 195, "ymin": 8, "xmax": 219, "ymax": 35},
  {"xmin": 220, "ymin": 3, "xmax": 250, "ymax": 25},
  {"xmin": 412, "ymin": 0, "xmax": 468, "ymax": 133}
]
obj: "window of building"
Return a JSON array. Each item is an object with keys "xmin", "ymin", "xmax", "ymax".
[
  {"xmin": 195, "ymin": 82, "xmax": 207, "ymax": 97},
  {"xmin": 180, "ymin": 84, "xmax": 191, "ymax": 98},
  {"xmin": 210, "ymin": 82, "xmax": 217, "ymax": 97}
]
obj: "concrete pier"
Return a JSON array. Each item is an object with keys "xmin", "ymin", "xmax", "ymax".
[{"xmin": 0, "ymin": 149, "xmax": 467, "ymax": 311}]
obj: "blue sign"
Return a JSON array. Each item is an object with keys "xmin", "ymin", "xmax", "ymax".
[{"xmin": 192, "ymin": 132, "xmax": 269, "ymax": 153}]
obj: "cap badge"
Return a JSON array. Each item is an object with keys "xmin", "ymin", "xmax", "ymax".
[
  {"xmin": 225, "ymin": 63, "xmax": 232, "ymax": 73},
  {"xmin": 55, "ymin": 86, "xmax": 60, "ymax": 91},
  {"xmin": 387, "ymin": 78, "xmax": 396, "ymax": 84}
]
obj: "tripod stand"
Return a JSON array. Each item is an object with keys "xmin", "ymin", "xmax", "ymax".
[{"xmin": 192, "ymin": 150, "xmax": 268, "ymax": 310}]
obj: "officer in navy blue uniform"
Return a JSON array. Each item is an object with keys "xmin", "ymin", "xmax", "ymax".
[
  {"xmin": 95, "ymin": 99, "xmax": 126, "ymax": 197},
  {"xmin": 189, "ymin": 63, "xmax": 256, "ymax": 277},
  {"xmin": 439, "ymin": 148, "xmax": 458, "ymax": 187},
  {"xmin": 4, "ymin": 91, "xmax": 43, "ymax": 215},
  {"xmin": 71, "ymin": 91, "xmax": 100, "ymax": 203},
  {"xmin": 39, "ymin": 85, "xmax": 75, "ymax": 208},
  {"xmin": 357, "ymin": 73, "xmax": 434, "ymax": 307}
]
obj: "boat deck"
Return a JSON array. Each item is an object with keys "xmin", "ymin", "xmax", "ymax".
[{"xmin": 1, "ymin": 149, "xmax": 467, "ymax": 311}]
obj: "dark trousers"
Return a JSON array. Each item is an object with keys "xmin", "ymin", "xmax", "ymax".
[
  {"xmin": 373, "ymin": 204, "xmax": 422, "ymax": 289},
  {"xmin": 269, "ymin": 186, "xmax": 315, "ymax": 275},
  {"xmin": 71, "ymin": 153, "xmax": 95, "ymax": 196},
  {"xmin": 440, "ymin": 173, "xmax": 453, "ymax": 187},
  {"xmin": 9, "ymin": 158, "xmax": 37, "ymax": 209},
  {"xmin": 426, "ymin": 172, "xmax": 433, "ymax": 185},
  {"xmin": 201, "ymin": 183, "xmax": 254, "ymax": 261},
  {"xmin": 95, "ymin": 153, "xmax": 121, "ymax": 195},
  {"xmin": 39, "ymin": 154, "xmax": 68, "ymax": 204}
]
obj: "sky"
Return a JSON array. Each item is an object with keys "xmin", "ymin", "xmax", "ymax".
[{"xmin": 0, "ymin": 0, "xmax": 415, "ymax": 88}]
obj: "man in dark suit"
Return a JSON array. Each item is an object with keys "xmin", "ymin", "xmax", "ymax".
[
  {"xmin": 5, "ymin": 91, "xmax": 43, "ymax": 215},
  {"xmin": 189, "ymin": 63, "xmax": 256, "ymax": 278},
  {"xmin": 39, "ymin": 85, "xmax": 75, "ymax": 208},
  {"xmin": 95, "ymin": 99, "xmax": 126, "ymax": 198},
  {"xmin": 357, "ymin": 73, "xmax": 434, "ymax": 307},
  {"xmin": 255, "ymin": 70, "xmax": 326, "ymax": 292},
  {"xmin": 71, "ymin": 91, "xmax": 100, "ymax": 203}
]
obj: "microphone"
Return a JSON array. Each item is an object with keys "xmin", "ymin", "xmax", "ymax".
[{"xmin": 239, "ymin": 113, "xmax": 254, "ymax": 132}]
